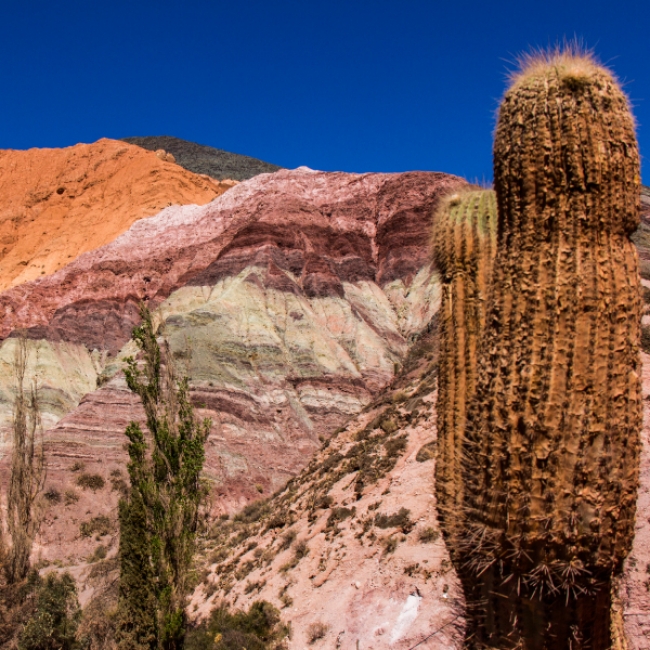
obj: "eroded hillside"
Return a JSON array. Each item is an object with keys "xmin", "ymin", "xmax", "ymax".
[{"xmin": 0, "ymin": 168, "xmax": 466, "ymax": 571}]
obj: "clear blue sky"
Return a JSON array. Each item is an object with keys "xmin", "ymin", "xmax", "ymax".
[{"xmin": 1, "ymin": 0, "xmax": 649, "ymax": 182}]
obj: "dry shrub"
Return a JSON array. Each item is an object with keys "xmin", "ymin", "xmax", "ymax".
[
  {"xmin": 307, "ymin": 621, "xmax": 329, "ymax": 644},
  {"xmin": 80, "ymin": 516, "xmax": 113, "ymax": 538},
  {"xmin": 76, "ymin": 473, "xmax": 105, "ymax": 491}
]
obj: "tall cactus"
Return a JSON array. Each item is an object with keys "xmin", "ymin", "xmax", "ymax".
[
  {"xmin": 432, "ymin": 189, "xmax": 497, "ymax": 548},
  {"xmin": 458, "ymin": 50, "xmax": 642, "ymax": 649}
]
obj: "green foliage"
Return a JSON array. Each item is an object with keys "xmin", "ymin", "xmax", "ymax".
[
  {"xmin": 233, "ymin": 499, "xmax": 270, "ymax": 524},
  {"xmin": 18, "ymin": 572, "xmax": 81, "ymax": 650},
  {"xmin": 185, "ymin": 601, "xmax": 289, "ymax": 650},
  {"xmin": 116, "ymin": 305, "xmax": 211, "ymax": 650},
  {"xmin": 325, "ymin": 507, "xmax": 354, "ymax": 528},
  {"xmin": 115, "ymin": 492, "xmax": 157, "ymax": 650},
  {"xmin": 88, "ymin": 545, "xmax": 107, "ymax": 563}
]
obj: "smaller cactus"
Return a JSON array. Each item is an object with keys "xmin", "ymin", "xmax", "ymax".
[{"xmin": 432, "ymin": 189, "xmax": 497, "ymax": 549}]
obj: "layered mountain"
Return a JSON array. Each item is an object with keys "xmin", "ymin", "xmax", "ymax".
[
  {"xmin": 1, "ymin": 164, "xmax": 649, "ymax": 647},
  {"xmin": 184, "ymin": 184, "xmax": 650, "ymax": 649},
  {"xmin": 0, "ymin": 168, "xmax": 466, "ymax": 572},
  {"xmin": 122, "ymin": 136, "xmax": 282, "ymax": 181},
  {"xmin": 0, "ymin": 138, "xmax": 233, "ymax": 291}
]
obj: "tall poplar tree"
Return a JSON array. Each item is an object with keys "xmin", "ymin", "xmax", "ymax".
[
  {"xmin": 116, "ymin": 306, "xmax": 210, "ymax": 650},
  {"xmin": 4, "ymin": 337, "xmax": 45, "ymax": 584}
]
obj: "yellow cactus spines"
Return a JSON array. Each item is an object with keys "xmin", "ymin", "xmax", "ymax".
[
  {"xmin": 432, "ymin": 189, "xmax": 497, "ymax": 547},
  {"xmin": 459, "ymin": 49, "xmax": 642, "ymax": 649}
]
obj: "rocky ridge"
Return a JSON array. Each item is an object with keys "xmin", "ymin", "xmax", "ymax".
[
  {"xmin": 122, "ymin": 136, "xmax": 282, "ymax": 181},
  {"xmin": 0, "ymin": 138, "xmax": 234, "ymax": 291}
]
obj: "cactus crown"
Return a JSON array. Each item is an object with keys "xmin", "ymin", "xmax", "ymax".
[
  {"xmin": 431, "ymin": 189, "xmax": 497, "ymax": 278},
  {"xmin": 495, "ymin": 46, "xmax": 640, "ymax": 240},
  {"xmin": 508, "ymin": 45, "xmax": 618, "ymax": 92}
]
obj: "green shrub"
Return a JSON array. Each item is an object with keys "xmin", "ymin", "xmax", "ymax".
[
  {"xmin": 418, "ymin": 526, "xmax": 440, "ymax": 543},
  {"xmin": 64, "ymin": 489, "xmax": 79, "ymax": 505},
  {"xmin": 88, "ymin": 545, "xmax": 107, "ymax": 563},
  {"xmin": 109, "ymin": 471, "xmax": 128, "ymax": 495},
  {"xmin": 383, "ymin": 435, "xmax": 407, "ymax": 457},
  {"xmin": 374, "ymin": 508, "xmax": 413, "ymax": 533},
  {"xmin": 326, "ymin": 507, "xmax": 355, "ymax": 528},
  {"xmin": 379, "ymin": 418, "xmax": 398, "ymax": 434},
  {"xmin": 18, "ymin": 572, "xmax": 81, "ymax": 650},
  {"xmin": 280, "ymin": 540, "xmax": 310, "ymax": 573},
  {"xmin": 234, "ymin": 499, "xmax": 270, "ymax": 524},
  {"xmin": 185, "ymin": 600, "xmax": 289, "ymax": 650},
  {"xmin": 44, "ymin": 487, "xmax": 61, "ymax": 503},
  {"xmin": 80, "ymin": 516, "xmax": 113, "ymax": 538}
]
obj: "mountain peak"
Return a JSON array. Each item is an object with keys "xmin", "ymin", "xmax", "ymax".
[{"xmin": 122, "ymin": 135, "xmax": 282, "ymax": 181}]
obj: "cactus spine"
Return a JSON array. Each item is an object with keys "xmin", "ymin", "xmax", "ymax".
[
  {"xmin": 459, "ymin": 51, "xmax": 642, "ymax": 649},
  {"xmin": 433, "ymin": 189, "xmax": 497, "ymax": 547}
]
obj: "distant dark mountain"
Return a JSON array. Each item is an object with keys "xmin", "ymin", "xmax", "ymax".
[{"xmin": 121, "ymin": 135, "xmax": 282, "ymax": 181}]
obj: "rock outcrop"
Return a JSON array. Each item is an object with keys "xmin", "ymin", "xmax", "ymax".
[
  {"xmin": 0, "ymin": 168, "xmax": 466, "ymax": 570},
  {"xmin": 0, "ymin": 138, "xmax": 233, "ymax": 291},
  {"xmin": 122, "ymin": 136, "xmax": 282, "ymax": 181}
]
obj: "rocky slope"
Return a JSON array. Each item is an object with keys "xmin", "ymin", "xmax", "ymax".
[
  {"xmin": 183, "ymin": 182, "xmax": 650, "ymax": 649},
  {"xmin": 123, "ymin": 136, "xmax": 282, "ymax": 181},
  {"xmin": 188, "ymin": 318, "xmax": 466, "ymax": 649},
  {"xmin": 0, "ymin": 168, "xmax": 466, "ymax": 570},
  {"xmin": 183, "ymin": 350, "xmax": 650, "ymax": 650},
  {"xmin": 0, "ymin": 138, "xmax": 233, "ymax": 291}
]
